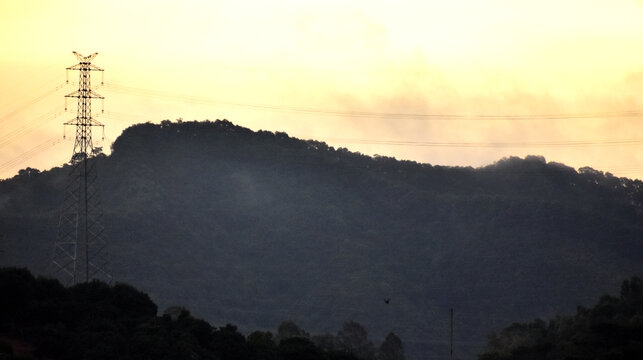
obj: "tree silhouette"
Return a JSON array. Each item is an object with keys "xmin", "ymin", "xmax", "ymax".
[
  {"xmin": 378, "ymin": 332, "xmax": 404, "ymax": 360},
  {"xmin": 277, "ymin": 320, "xmax": 310, "ymax": 341},
  {"xmin": 479, "ymin": 277, "xmax": 643, "ymax": 360},
  {"xmin": 337, "ymin": 321, "xmax": 375, "ymax": 360}
]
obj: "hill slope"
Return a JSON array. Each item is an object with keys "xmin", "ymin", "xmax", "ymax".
[{"xmin": 1, "ymin": 120, "xmax": 642, "ymax": 359}]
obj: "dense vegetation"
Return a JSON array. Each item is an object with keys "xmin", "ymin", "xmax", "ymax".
[
  {"xmin": 0, "ymin": 267, "xmax": 404, "ymax": 360},
  {"xmin": 1, "ymin": 120, "xmax": 641, "ymax": 359},
  {"xmin": 2, "ymin": 269, "xmax": 640, "ymax": 360},
  {"xmin": 479, "ymin": 276, "xmax": 643, "ymax": 360}
]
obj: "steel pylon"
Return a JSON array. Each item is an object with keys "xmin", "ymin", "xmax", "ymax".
[{"xmin": 51, "ymin": 51, "xmax": 111, "ymax": 285}]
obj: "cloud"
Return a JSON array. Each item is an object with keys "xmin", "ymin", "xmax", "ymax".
[{"xmin": 294, "ymin": 12, "xmax": 389, "ymax": 68}]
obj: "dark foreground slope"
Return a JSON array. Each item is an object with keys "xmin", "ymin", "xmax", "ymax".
[{"xmin": 1, "ymin": 120, "xmax": 642, "ymax": 359}]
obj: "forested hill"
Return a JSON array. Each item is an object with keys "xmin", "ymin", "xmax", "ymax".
[{"xmin": 1, "ymin": 119, "xmax": 642, "ymax": 359}]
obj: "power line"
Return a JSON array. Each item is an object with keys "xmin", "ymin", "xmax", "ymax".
[
  {"xmin": 316, "ymin": 136, "xmax": 643, "ymax": 148},
  {"xmin": 102, "ymin": 82, "xmax": 643, "ymax": 121},
  {"xmin": 101, "ymin": 109, "xmax": 643, "ymax": 149},
  {"xmin": 0, "ymin": 74, "xmax": 63, "ymax": 109},
  {"xmin": 6, "ymin": 110, "xmax": 642, "ymax": 176},
  {"xmin": 0, "ymin": 136, "xmax": 65, "ymax": 173},
  {"xmin": 0, "ymin": 109, "xmax": 64, "ymax": 149},
  {"xmin": 103, "ymin": 110, "xmax": 154, "ymax": 123},
  {"xmin": 0, "ymin": 83, "xmax": 66, "ymax": 126},
  {"xmin": 103, "ymin": 54, "xmax": 379, "ymax": 75}
]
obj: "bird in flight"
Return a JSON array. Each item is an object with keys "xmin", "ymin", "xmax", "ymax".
[{"xmin": 384, "ymin": 298, "xmax": 391, "ymax": 304}]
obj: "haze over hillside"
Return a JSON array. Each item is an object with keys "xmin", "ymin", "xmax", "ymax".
[{"xmin": 1, "ymin": 120, "xmax": 641, "ymax": 359}]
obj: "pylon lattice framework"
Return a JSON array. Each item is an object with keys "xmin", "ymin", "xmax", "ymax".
[{"xmin": 51, "ymin": 51, "xmax": 112, "ymax": 285}]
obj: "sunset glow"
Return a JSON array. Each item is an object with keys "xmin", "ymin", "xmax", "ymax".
[{"xmin": 2, "ymin": 0, "xmax": 643, "ymax": 179}]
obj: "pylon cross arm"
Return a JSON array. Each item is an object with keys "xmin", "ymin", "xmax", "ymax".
[
  {"xmin": 88, "ymin": 64, "xmax": 104, "ymax": 72},
  {"xmin": 64, "ymin": 89, "xmax": 104, "ymax": 99},
  {"xmin": 72, "ymin": 51, "xmax": 98, "ymax": 62},
  {"xmin": 66, "ymin": 63, "xmax": 104, "ymax": 71},
  {"xmin": 88, "ymin": 90, "xmax": 104, "ymax": 99}
]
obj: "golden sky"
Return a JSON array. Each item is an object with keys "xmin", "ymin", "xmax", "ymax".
[{"xmin": 2, "ymin": 0, "xmax": 643, "ymax": 179}]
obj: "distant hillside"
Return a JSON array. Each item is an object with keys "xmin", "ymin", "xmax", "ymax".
[{"xmin": 1, "ymin": 119, "xmax": 641, "ymax": 359}]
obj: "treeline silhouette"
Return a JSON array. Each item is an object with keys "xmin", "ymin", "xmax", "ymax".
[
  {"xmin": 2, "ymin": 268, "xmax": 640, "ymax": 360},
  {"xmin": 479, "ymin": 276, "xmax": 643, "ymax": 360},
  {"xmin": 1, "ymin": 120, "xmax": 642, "ymax": 359},
  {"xmin": 0, "ymin": 267, "xmax": 404, "ymax": 360}
]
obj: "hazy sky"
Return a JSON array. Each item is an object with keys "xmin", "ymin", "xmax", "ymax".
[{"xmin": 2, "ymin": 0, "xmax": 643, "ymax": 179}]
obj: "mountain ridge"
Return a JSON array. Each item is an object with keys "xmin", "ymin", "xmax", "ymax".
[{"xmin": 1, "ymin": 119, "xmax": 641, "ymax": 359}]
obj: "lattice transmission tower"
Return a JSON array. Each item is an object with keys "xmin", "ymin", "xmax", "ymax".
[{"xmin": 51, "ymin": 51, "xmax": 112, "ymax": 285}]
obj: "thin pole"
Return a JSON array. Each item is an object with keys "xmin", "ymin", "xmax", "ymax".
[
  {"xmin": 84, "ymin": 155, "xmax": 88, "ymax": 282},
  {"xmin": 450, "ymin": 308, "xmax": 454, "ymax": 360}
]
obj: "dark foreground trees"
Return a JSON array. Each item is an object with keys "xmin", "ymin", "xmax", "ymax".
[
  {"xmin": 0, "ymin": 267, "xmax": 403, "ymax": 360},
  {"xmin": 479, "ymin": 276, "xmax": 643, "ymax": 360}
]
